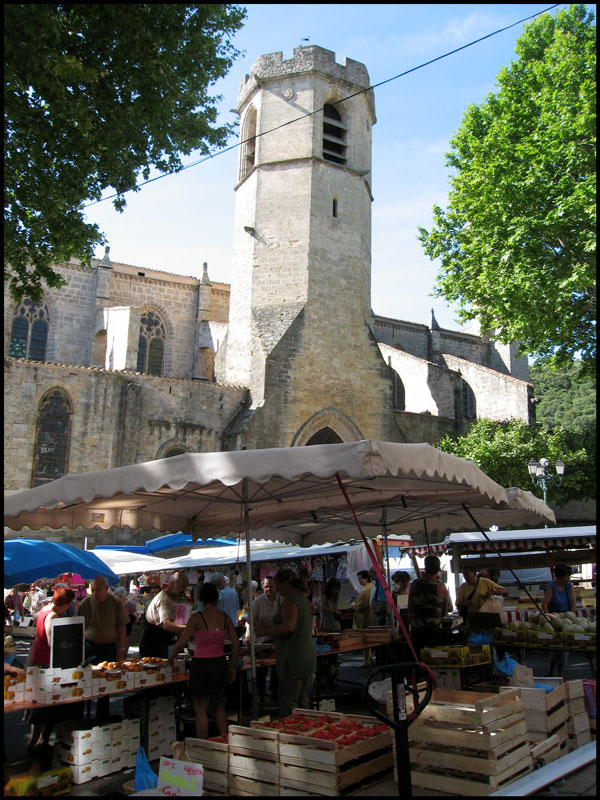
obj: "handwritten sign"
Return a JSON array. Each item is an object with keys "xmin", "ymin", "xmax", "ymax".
[{"xmin": 157, "ymin": 758, "xmax": 203, "ymax": 796}]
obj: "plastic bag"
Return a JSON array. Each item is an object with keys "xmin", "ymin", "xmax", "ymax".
[
  {"xmin": 467, "ymin": 631, "xmax": 494, "ymax": 645},
  {"xmin": 479, "ymin": 596, "xmax": 507, "ymax": 625},
  {"xmin": 134, "ymin": 746, "xmax": 158, "ymax": 792},
  {"xmin": 367, "ymin": 677, "xmax": 392, "ymax": 703},
  {"xmin": 496, "ymin": 653, "xmax": 519, "ymax": 679}
]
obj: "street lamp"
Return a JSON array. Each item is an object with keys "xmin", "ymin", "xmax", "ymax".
[{"xmin": 528, "ymin": 457, "xmax": 565, "ymax": 527}]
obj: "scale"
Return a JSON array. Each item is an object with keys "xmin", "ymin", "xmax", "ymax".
[{"xmin": 362, "ymin": 662, "xmax": 435, "ymax": 798}]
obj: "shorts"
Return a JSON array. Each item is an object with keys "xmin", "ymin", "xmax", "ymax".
[{"xmin": 189, "ymin": 656, "xmax": 228, "ymax": 702}]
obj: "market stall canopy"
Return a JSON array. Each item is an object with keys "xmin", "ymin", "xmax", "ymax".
[
  {"xmin": 403, "ymin": 525, "xmax": 596, "ymax": 556},
  {"xmin": 3, "ymin": 441, "xmax": 555, "ymax": 546},
  {"xmin": 145, "ymin": 533, "xmax": 237, "ymax": 553},
  {"xmin": 4, "ymin": 539, "xmax": 120, "ymax": 588},
  {"xmin": 161, "ymin": 541, "xmax": 365, "ymax": 571},
  {"xmin": 90, "ymin": 548, "xmax": 176, "ymax": 576}
]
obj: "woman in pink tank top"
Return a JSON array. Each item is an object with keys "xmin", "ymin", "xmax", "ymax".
[{"xmin": 168, "ymin": 582, "xmax": 239, "ymax": 738}]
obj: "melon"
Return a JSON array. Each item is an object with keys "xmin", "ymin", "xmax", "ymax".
[{"xmin": 565, "ymin": 611, "xmax": 578, "ymax": 621}]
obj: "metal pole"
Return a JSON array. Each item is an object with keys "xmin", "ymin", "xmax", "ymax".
[{"xmin": 243, "ymin": 478, "xmax": 259, "ymax": 720}]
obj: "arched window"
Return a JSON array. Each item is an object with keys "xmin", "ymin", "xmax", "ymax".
[
  {"xmin": 462, "ymin": 380, "xmax": 477, "ymax": 419},
  {"xmin": 136, "ymin": 310, "xmax": 165, "ymax": 375},
  {"xmin": 31, "ymin": 389, "xmax": 72, "ymax": 487},
  {"xmin": 240, "ymin": 106, "xmax": 257, "ymax": 181},
  {"xmin": 322, "ymin": 103, "xmax": 347, "ymax": 165},
  {"xmin": 9, "ymin": 300, "xmax": 49, "ymax": 361},
  {"xmin": 392, "ymin": 371, "xmax": 406, "ymax": 411}
]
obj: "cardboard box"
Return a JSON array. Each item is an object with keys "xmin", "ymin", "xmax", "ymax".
[
  {"xmin": 4, "ymin": 765, "xmax": 71, "ymax": 796},
  {"xmin": 54, "ymin": 721, "xmax": 95, "ymax": 747},
  {"xmin": 54, "ymin": 740, "xmax": 96, "ymax": 766},
  {"xmin": 69, "ymin": 761, "xmax": 97, "ymax": 785}
]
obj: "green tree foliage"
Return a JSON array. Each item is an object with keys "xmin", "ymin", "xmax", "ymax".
[
  {"xmin": 530, "ymin": 360, "xmax": 596, "ymax": 436},
  {"xmin": 4, "ymin": 4, "xmax": 246, "ymax": 301},
  {"xmin": 419, "ymin": 5, "xmax": 596, "ymax": 373},
  {"xmin": 436, "ymin": 418, "xmax": 595, "ymax": 505}
]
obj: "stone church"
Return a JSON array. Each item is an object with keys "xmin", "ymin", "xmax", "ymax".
[{"xmin": 4, "ymin": 47, "xmax": 535, "ymax": 546}]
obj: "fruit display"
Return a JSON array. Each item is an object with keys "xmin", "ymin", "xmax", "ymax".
[
  {"xmin": 258, "ymin": 712, "xmax": 388, "ymax": 748},
  {"xmin": 498, "ymin": 611, "xmax": 596, "ymax": 648}
]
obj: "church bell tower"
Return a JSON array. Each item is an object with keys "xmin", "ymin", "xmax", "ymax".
[{"xmin": 217, "ymin": 46, "xmax": 401, "ymax": 448}]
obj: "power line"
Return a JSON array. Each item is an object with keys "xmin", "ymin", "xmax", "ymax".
[{"xmin": 85, "ymin": 4, "xmax": 560, "ymax": 209}]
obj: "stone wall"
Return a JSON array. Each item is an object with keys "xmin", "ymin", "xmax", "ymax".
[
  {"xmin": 3, "ymin": 358, "xmax": 247, "ymax": 490},
  {"xmin": 440, "ymin": 354, "xmax": 532, "ymax": 422}
]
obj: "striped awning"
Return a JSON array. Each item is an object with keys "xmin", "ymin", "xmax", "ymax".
[{"xmin": 401, "ymin": 526, "xmax": 595, "ymax": 557}]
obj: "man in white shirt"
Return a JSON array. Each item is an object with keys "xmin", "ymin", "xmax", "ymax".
[{"xmin": 251, "ymin": 576, "xmax": 281, "ymax": 709}]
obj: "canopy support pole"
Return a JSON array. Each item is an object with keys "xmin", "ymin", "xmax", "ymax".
[{"xmin": 243, "ymin": 478, "xmax": 259, "ymax": 721}]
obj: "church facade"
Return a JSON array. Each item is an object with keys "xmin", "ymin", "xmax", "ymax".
[{"xmin": 4, "ymin": 47, "xmax": 535, "ymax": 546}]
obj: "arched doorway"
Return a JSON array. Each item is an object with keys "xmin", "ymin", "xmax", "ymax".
[{"xmin": 305, "ymin": 427, "xmax": 343, "ymax": 446}]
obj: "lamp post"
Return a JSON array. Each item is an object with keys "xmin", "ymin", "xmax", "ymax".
[{"xmin": 527, "ymin": 457, "xmax": 565, "ymax": 528}]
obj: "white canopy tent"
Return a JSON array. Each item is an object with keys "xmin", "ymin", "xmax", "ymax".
[
  {"xmin": 89, "ymin": 548, "xmax": 181, "ymax": 577},
  {"xmin": 4, "ymin": 440, "xmax": 555, "ymax": 718}
]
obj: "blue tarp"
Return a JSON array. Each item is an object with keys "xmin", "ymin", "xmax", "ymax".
[{"xmin": 5, "ymin": 538, "xmax": 120, "ymax": 587}]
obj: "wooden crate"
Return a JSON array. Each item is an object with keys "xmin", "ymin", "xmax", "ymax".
[
  {"xmin": 567, "ymin": 696, "xmax": 587, "ymax": 716},
  {"xmin": 529, "ymin": 720, "xmax": 568, "ymax": 746},
  {"xmin": 278, "ymin": 715, "xmax": 392, "ymax": 796},
  {"xmin": 229, "ymin": 724, "xmax": 279, "ymax": 759},
  {"xmin": 184, "ymin": 736, "xmax": 229, "ymax": 773},
  {"xmin": 228, "ymin": 774, "xmax": 280, "ymax": 796},
  {"xmin": 406, "ymin": 688, "xmax": 532, "ymax": 796},
  {"xmin": 567, "ymin": 729, "xmax": 592, "ymax": 752},
  {"xmin": 566, "ymin": 713, "xmax": 591, "ymax": 736},
  {"xmin": 184, "ymin": 736, "xmax": 229, "ymax": 793},
  {"xmin": 500, "ymin": 678, "xmax": 565, "ymax": 713},
  {"xmin": 566, "ymin": 679, "xmax": 585, "ymax": 700},
  {"xmin": 229, "ymin": 752, "xmax": 279, "ymax": 784},
  {"xmin": 523, "ymin": 701, "xmax": 569, "ymax": 734},
  {"xmin": 531, "ymin": 734, "xmax": 563, "ymax": 766}
]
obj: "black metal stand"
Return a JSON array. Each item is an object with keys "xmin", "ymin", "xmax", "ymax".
[{"xmin": 361, "ymin": 662, "xmax": 435, "ymax": 799}]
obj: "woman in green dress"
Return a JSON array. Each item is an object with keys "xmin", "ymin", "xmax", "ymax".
[{"xmin": 254, "ymin": 569, "xmax": 317, "ymax": 718}]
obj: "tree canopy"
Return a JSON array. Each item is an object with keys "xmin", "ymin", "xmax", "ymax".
[
  {"xmin": 530, "ymin": 359, "xmax": 596, "ymax": 436},
  {"xmin": 418, "ymin": 4, "xmax": 596, "ymax": 374},
  {"xmin": 4, "ymin": 4, "xmax": 246, "ymax": 302},
  {"xmin": 436, "ymin": 418, "xmax": 595, "ymax": 506}
]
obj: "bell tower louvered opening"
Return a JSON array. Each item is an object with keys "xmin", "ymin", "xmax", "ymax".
[{"xmin": 322, "ymin": 103, "xmax": 347, "ymax": 165}]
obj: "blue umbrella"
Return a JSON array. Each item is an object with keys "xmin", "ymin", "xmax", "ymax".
[
  {"xmin": 145, "ymin": 533, "xmax": 237, "ymax": 553},
  {"xmin": 4, "ymin": 538, "xmax": 120, "ymax": 588}
]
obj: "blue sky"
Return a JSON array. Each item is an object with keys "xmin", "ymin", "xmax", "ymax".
[{"xmin": 83, "ymin": 3, "xmax": 575, "ymax": 331}]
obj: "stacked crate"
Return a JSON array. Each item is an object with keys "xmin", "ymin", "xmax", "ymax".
[
  {"xmin": 565, "ymin": 680, "xmax": 592, "ymax": 751},
  {"xmin": 407, "ymin": 688, "xmax": 532, "ymax": 795},
  {"xmin": 228, "ymin": 725, "xmax": 280, "ymax": 796},
  {"xmin": 185, "ymin": 736, "xmax": 230, "ymax": 795},
  {"xmin": 501, "ymin": 678, "xmax": 568, "ymax": 754},
  {"xmin": 276, "ymin": 713, "xmax": 392, "ymax": 796}
]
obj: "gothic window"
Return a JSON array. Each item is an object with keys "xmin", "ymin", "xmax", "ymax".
[
  {"xmin": 31, "ymin": 389, "xmax": 72, "ymax": 487},
  {"xmin": 462, "ymin": 379, "xmax": 477, "ymax": 419},
  {"xmin": 322, "ymin": 103, "xmax": 347, "ymax": 165},
  {"xmin": 136, "ymin": 310, "xmax": 165, "ymax": 375},
  {"xmin": 9, "ymin": 300, "xmax": 49, "ymax": 361},
  {"xmin": 392, "ymin": 371, "xmax": 406, "ymax": 411},
  {"xmin": 240, "ymin": 106, "xmax": 257, "ymax": 181}
]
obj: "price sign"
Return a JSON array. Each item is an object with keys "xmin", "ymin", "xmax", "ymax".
[{"xmin": 157, "ymin": 758, "xmax": 204, "ymax": 796}]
